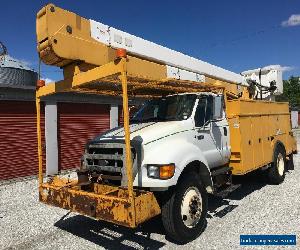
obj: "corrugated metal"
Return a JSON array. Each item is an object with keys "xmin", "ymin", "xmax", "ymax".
[
  {"xmin": 0, "ymin": 67, "xmax": 37, "ymax": 87},
  {"xmin": 58, "ymin": 103, "xmax": 110, "ymax": 170},
  {"xmin": 0, "ymin": 101, "xmax": 45, "ymax": 180}
]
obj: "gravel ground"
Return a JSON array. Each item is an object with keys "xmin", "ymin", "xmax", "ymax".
[{"xmin": 0, "ymin": 130, "xmax": 299, "ymax": 250}]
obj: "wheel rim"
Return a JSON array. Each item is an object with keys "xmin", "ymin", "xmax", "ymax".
[
  {"xmin": 277, "ymin": 153, "xmax": 285, "ymax": 176},
  {"xmin": 181, "ymin": 186, "xmax": 202, "ymax": 228}
]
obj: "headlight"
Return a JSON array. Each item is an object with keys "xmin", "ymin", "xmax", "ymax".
[
  {"xmin": 147, "ymin": 164, "xmax": 175, "ymax": 179},
  {"xmin": 147, "ymin": 165, "xmax": 160, "ymax": 179}
]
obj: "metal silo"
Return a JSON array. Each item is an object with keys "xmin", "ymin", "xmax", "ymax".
[{"xmin": 0, "ymin": 42, "xmax": 37, "ymax": 88}]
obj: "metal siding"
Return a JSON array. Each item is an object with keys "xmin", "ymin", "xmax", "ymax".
[
  {"xmin": 0, "ymin": 101, "xmax": 45, "ymax": 180},
  {"xmin": 58, "ymin": 103, "xmax": 110, "ymax": 170},
  {"xmin": 0, "ymin": 67, "xmax": 37, "ymax": 87}
]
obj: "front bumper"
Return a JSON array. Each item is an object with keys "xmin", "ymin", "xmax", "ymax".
[{"xmin": 39, "ymin": 177, "xmax": 160, "ymax": 228}]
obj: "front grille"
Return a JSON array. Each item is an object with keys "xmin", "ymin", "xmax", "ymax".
[
  {"xmin": 88, "ymin": 147, "xmax": 123, "ymax": 155},
  {"xmin": 87, "ymin": 147, "xmax": 124, "ymax": 168},
  {"xmin": 87, "ymin": 159, "xmax": 123, "ymax": 169},
  {"xmin": 84, "ymin": 143, "xmax": 137, "ymax": 173}
]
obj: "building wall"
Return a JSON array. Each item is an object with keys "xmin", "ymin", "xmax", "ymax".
[
  {"xmin": 291, "ymin": 110, "xmax": 299, "ymax": 129},
  {"xmin": 45, "ymin": 101, "xmax": 58, "ymax": 175},
  {"xmin": 0, "ymin": 88, "xmax": 121, "ymax": 181}
]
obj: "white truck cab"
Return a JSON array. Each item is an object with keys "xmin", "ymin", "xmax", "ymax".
[{"xmin": 82, "ymin": 93, "xmax": 230, "ymax": 190}]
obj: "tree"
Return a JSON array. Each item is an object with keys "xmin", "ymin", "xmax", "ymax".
[{"xmin": 276, "ymin": 76, "xmax": 300, "ymax": 109}]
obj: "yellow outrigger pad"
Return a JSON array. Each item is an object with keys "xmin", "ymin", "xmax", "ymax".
[{"xmin": 39, "ymin": 177, "xmax": 161, "ymax": 228}]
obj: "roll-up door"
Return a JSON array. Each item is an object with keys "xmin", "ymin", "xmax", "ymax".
[
  {"xmin": 58, "ymin": 103, "xmax": 110, "ymax": 170},
  {"xmin": 0, "ymin": 101, "xmax": 45, "ymax": 180}
]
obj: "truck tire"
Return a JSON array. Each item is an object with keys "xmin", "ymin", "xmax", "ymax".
[
  {"xmin": 267, "ymin": 145, "xmax": 286, "ymax": 184},
  {"xmin": 161, "ymin": 173, "xmax": 208, "ymax": 243}
]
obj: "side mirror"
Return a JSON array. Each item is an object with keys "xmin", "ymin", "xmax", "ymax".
[
  {"xmin": 213, "ymin": 95, "xmax": 223, "ymax": 120},
  {"xmin": 128, "ymin": 105, "xmax": 136, "ymax": 114}
]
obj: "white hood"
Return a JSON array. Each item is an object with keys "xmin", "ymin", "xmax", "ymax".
[{"xmin": 94, "ymin": 121, "xmax": 191, "ymax": 145}]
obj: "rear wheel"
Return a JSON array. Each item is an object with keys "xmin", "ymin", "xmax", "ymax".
[
  {"xmin": 267, "ymin": 145, "xmax": 286, "ymax": 184},
  {"xmin": 161, "ymin": 173, "xmax": 208, "ymax": 243}
]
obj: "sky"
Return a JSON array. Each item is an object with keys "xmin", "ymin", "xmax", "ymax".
[{"xmin": 1, "ymin": 0, "xmax": 299, "ymax": 81}]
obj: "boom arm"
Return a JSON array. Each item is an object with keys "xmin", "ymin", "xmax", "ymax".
[{"xmin": 36, "ymin": 4, "xmax": 283, "ymax": 98}]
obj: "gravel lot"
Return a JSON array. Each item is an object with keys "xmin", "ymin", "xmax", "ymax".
[{"xmin": 1, "ymin": 130, "xmax": 299, "ymax": 250}]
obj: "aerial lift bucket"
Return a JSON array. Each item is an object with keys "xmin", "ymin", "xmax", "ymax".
[{"xmin": 35, "ymin": 57, "xmax": 160, "ymax": 228}]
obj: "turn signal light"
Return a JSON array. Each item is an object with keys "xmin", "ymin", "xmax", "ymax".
[
  {"xmin": 147, "ymin": 164, "xmax": 175, "ymax": 179},
  {"xmin": 159, "ymin": 164, "xmax": 175, "ymax": 179}
]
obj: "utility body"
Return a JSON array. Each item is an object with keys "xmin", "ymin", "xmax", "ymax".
[{"xmin": 35, "ymin": 4, "xmax": 297, "ymax": 243}]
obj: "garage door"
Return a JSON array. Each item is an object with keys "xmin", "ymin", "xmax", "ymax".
[
  {"xmin": 0, "ymin": 101, "xmax": 45, "ymax": 180},
  {"xmin": 58, "ymin": 103, "xmax": 110, "ymax": 170}
]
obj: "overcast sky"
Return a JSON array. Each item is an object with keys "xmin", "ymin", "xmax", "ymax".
[{"xmin": 1, "ymin": 0, "xmax": 299, "ymax": 81}]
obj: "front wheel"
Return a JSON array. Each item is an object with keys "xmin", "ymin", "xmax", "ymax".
[{"xmin": 161, "ymin": 173, "xmax": 208, "ymax": 243}]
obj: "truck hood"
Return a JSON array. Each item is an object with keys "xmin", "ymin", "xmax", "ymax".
[{"xmin": 92, "ymin": 121, "xmax": 190, "ymax": 145}]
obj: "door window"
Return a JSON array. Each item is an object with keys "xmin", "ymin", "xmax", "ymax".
[{"xmin": 194, "ymin": 96, "xmax": 213, "ymax": 127}]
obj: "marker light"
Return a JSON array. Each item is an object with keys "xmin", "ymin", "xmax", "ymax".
[
  {"xmin": 116, "ymin": 48, "xmax": 127, "ymax": 58},
  {"xmin": 37, "ymin": 79, "xmax": 45, "ymax": 88}
]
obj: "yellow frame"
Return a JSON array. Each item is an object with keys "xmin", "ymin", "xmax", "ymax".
[{"xmin": 36, "ymin": 58, "xmax": 137, "ymax": 222}]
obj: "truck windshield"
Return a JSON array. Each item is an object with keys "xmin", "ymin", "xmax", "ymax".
[{"xmin": 131, "ymin": 94, "xmax": 197, "ymax": 123}]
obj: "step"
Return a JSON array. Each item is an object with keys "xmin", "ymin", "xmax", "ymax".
[
  {"xmin": 214, "ymin": 184, "xmax": 241, "ymax": 198},
  {"xmin": 211, "ymin": 166, "xmax": 232, "ymax": 176}
]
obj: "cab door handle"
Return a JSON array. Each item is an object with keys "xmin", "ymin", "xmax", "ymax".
[{"xmin": 223, "ymin": 127, "xmax": 227, "ymax": 136}]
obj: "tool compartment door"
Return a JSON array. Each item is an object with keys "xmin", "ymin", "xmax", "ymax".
[{"xmin": 251, "ymin": 116, "xmax": 264, "ymax": 168}]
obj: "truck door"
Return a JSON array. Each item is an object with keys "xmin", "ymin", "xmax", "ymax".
[
  {"xmin": 193, "ymin": 95, "xmax": 228, "ymax": 168},
  {"xmin": 211, "ymin": 95, "xmax": 230, "ymax": 164}
]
